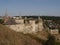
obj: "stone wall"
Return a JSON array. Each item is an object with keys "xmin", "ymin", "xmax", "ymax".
[
  {"xmin": 5, "ymin": 17, "xmax": 44, "ymax": 34},
  {"xmin": 5, "ymin": 21, "xmax": 43, "ymax": 34}
]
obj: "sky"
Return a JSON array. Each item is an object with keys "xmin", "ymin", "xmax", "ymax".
[{"xmin": 0, "ymin": 0, "xmax": 60, "ymax": 16}]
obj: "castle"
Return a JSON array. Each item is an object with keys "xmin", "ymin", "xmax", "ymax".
[
  {"xmin": 3, "ymin": 9, "xmax": 59, "ymax": 34},
  {"xmin": 4, "ymin": 16, "xmax": 44, "ymax": 34}
]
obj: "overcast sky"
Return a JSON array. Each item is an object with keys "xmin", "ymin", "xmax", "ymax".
[{"xmin": 0, "ymin": 0, "xmax": 60, "ymax": 16}]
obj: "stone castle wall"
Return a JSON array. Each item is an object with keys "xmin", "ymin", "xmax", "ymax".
[{"xmin": 5, "ymin": 19, "xmax": 43, "ymax": 34}]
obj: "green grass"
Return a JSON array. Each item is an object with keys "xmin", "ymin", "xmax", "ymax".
[{"xmin": 56, "ymin": 42, "xmax": 60, "ymax": 45}]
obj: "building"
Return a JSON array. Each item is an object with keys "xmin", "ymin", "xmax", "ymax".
[
  {"xmin": 4, "ymin": 16, "xmax": 44, "ymax": 34},
  {"xmin": 49, "ymin": 29, "xmax": 59, "ymax": 34}
]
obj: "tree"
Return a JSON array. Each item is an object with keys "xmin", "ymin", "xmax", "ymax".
[
  {"xmin": 0, "ymin": 19, "xmax": 4, "ymax": 24},
  {"xmin": 45, "ymin": 34, "xmax": 55, "ymax": 45}
]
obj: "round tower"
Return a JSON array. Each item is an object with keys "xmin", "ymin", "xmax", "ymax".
[{"xmin": 38, "ymin": 17, "xmax": 43, "ymax": 31}]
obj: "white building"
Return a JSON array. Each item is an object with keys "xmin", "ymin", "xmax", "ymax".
[{"xmin": 49, "ymin": 29, "xmax": 59, "ymax": 34}]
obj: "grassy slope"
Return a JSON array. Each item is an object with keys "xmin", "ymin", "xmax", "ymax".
[{"xmin": 0, "ymin": 24, "xmax": 42, "ymax": 45}]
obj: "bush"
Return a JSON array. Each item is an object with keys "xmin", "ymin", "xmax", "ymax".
[
  {"xmin": 45, "ymin": 34, "xmax": 55, "ymax": 45},
  {"xmin": 56, "ymin": 42, "xmax": 60, "ymax": 45},
  {"xmin": 0, "ymin": 19, "xmax": 4, "ymax": 24}
]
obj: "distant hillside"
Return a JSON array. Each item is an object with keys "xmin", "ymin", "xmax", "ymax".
[{"xmin": 0, "ymin": 24, "xmax": 42, "ymax": 45}]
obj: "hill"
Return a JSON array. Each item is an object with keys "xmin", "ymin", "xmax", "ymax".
[{"xmin": 0, "ymin": 24, "xmax": 42, "ymax": 45}]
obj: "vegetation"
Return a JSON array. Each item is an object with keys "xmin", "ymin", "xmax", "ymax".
[
  {"xmin": 44, "ymin": 34, "xmax": 56, "ymax": 45},
  {"xmin": 40, "ymin": 16, "xmax": 60, "ymax": 20},
  {"xmin": 56, "ymin": 42, "xmax": 60, "ymax": 45},
  {"xmin": 0, "ymin": 19, "xmax": 4, "ymax": 24}
]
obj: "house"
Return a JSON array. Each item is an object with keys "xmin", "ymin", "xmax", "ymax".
[{"xmin": 49, "ymin": 29, "xmax": 59, "ymax": 34}]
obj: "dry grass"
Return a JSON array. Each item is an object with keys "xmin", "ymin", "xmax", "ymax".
[{"xmin": 0, "ymin": 24, "xmax": 42, "ymax": 45}]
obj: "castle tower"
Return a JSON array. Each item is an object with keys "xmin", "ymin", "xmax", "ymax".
[
  {"xmin": 29, "ymin": 19, "xmax": 36, "ymax": 32},
  {"xmin": 3, "ymin": 8, "xmax": 9, "ymax": 24},
  {"xmin": 24, "ymin": 17, "xmax": 28, "ymax": 24},
  {"xmin": 18, "ymin": 12, "xmax": 22, "ymax": 19},
  {"xmin": 38, "ymin": 17, "xmax": 43, "ymax": 31}
]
